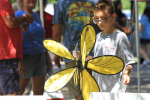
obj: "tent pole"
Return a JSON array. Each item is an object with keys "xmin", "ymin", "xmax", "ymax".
[
  {"xmin": 134, "ymin": 0, "xmax": 141, "ymax": 93},
  {"xmin": 39, "ymin": 0, "xmax": 44, "ymax": 27}
]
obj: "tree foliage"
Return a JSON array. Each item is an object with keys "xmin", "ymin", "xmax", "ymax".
[
  {"xmin": 47, "ymin": 0, "xmax": 58, "ymax": 4},
  {"xmin": 10, "ymin": 0, "xmax": 16, "ymax": 4},
  {"xmin": 10, "ymin": 0, "xmax": 146, "ymax": 14},
  {"xmin": 112, "ymin": 0, "xmax": 146, "ymax": 14}
]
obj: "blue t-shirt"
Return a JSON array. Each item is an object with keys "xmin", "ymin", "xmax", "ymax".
[
  {"xmin": 140, "ymin": 15, "xmax": 150, "ymax": 39},
  {"xmin": 53, "ymin": 0, "xmax": 98, "ymax": 63},
  {"xmin": 15, "ymin": 10, "xmax": 45, "ymax": 54}
]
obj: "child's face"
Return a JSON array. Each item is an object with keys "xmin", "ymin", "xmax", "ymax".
[{"xmin": 93, "ymin": 9, "xmax": 115, "ymax": 30}]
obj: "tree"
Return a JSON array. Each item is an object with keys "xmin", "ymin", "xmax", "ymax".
[
  {"xmin": 10, "ymin": 0, "xmax": 16, "ymax": 4},
  {"xmin": 47, "ymin": 0, "xmax": 58, "ymax": 4}
]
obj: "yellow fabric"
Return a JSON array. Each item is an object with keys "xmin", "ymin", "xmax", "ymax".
[
  {"xmin": 75, "ymin": 43, "xmax": 80, "ymax": 61},
  {"xmin": 134, "ymin": 57, "xmax": 138, "ymax": 63},
  {"xmin": 43, "ymin": 40, "xmax": 75, "ymax": 60},
  {"xmin": 80, "ymin": 69, "xmax": 100, "ymax": 100},
  {"xmin": 44, "ymin": 68, "xmax": 76, "ymax": 92},
  {"xmin": 74, "ymin": 68, "xmax": 79, "ymax": 86},
  {"xmin": 80, "ymin": 25, "xmax": 96, "ymax": 57},
  {"xmin": 82, "ymin": 41, "xmax": 86, "ymax": 67},
  {"xmin": 87, "ymin": 56, "xmax": 124, "ymax": 75}
]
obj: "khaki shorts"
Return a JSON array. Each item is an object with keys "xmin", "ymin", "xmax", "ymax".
[{"xmin": 65, "ymin": 61, "xmax": 81, "ymax": 97}]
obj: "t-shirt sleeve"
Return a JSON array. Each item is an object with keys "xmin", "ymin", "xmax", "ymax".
[
  {"xmin": 0, "ymin": 0, "xmax": 14, "ymax": 17},
  {"xmin": 141, "ymin": 15, "xmax": 147, "ymax": 26},
  {"xmin": 15, "ymin": 10, "xmax": 23, "ymax": 17},
  {"xmin": 118, "ymin": 33, "xmax": 135, "ymax": 66},
  {"xmin": 52, "ymin": 2, "xmax": 63, "ymax": 24}
]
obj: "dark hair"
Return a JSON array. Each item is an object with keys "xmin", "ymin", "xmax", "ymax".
[
  {"xmin": 94, "ymin": 0, "xmax": 115, "ymax": 14},
  {"xmin": 143, "ymin": 6, "xmax": 150, "ymax": 22},
  {"xmin": 43, "ymin": 0, "xmax": 47, "ymax": 5},
  {"xmin": 113, "ymin": 0, "xmax": 121, "ymax": 12}
]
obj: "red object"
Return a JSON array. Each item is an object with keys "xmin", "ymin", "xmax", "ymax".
[
  {"xmin": 47, "ymin": 99, "xmax": 63, "ymax": 100},
  {"xmin": 130, "ymin": 43, "xmax": 132, "ymax": 47},
  {"xmin": 37, "ymin": 11, "xmax": 53, "ymax": 38},
  {"xmin": 0, "ymin": 0, "xmax": 23, "ymax": 60}
]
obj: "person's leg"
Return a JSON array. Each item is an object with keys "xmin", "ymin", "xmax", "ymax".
[
  {"xmin": 140, "ymin": 44, "xmax": 150, "ymax": 67},
  {"xmin": 31, "ymin": 53, "xmax": 46, "ymax": 95},
  {"xmin": 75, "ymin": 96, "xmax": 81, "ymax": 100},
  {"xmin": 18, "ymin": 54, "xmax": 32, "ymax": 95},
  {"xmin": 0, "ymin": 90, "xmax": 3, "ymax": 95},
  {"xmin": 65, "ymin": 61, "xmax": 81, "ymax": 100},
  {"xmin": 18, "ymin": 78, "xmax": 30, "ymax": 95},
  {"xmin": 31, "ymin": 75, "xmax": 45, "ymax": 95},
  {"xmin": 145, "ymin": 44, "xmax": 149, "ymax": 57},
  {"xmin": 140, "ymin": 44, "xmax": 148, "ymax": 60},
  {"xmin": 7, "ymin": 92, "xmax": 18, "ymax": 95},
  {"xmin": 0, "ymin": 59, "xmax": 20, "ymax": 95}
]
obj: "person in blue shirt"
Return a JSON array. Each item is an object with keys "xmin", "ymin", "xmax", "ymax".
[
  {"xmin": 15, "ymin": 0, "xmax": 52, "ymax": 95},
  {"xmin": 139, "ymin": 6, "xmax": 150, "ymax": 68}
]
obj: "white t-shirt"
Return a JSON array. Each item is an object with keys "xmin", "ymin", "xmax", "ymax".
[{"xmin": 93, "ymin": 29, "xmax": 135, "ymax": 92}]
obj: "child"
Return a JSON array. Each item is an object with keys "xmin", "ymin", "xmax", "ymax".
[{"xmin": 92, "ymin": 0, "xmax": 135, "ymax": 92}]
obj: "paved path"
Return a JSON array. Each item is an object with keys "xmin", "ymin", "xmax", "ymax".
[{"xmin": 126, "ymin": 65, "xmax": 150, "ymax": 93}]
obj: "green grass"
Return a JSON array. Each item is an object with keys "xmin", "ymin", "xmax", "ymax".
[
  {"xmin": 10, "ymin": 0, "xmax": 146, "ymax": 14},
  {"xmin": 10, "ymin": 0, "xmax": 16, "ymax": 3},
  {"xmin": 138, "ymin": 1, "xmax": 146, "ymax": 15},
  {"xmin": 47, "ymin": 0, "xmax": 57, "ymax": 4},
  {"xmin": 121, "ymin": 0, "xmax": 146, "ymax": 14},
  {"xmin": 47, "ymin": 0, "xmax": 146, "ymax": 15},
  {"xmin": 112, "ymin": 0, "xmax": 146, "ymax": 14}
]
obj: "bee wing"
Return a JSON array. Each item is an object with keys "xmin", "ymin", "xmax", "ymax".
[
  {"xmin": 87, "ymin": 55, "xmax": 124, "ymax": 75},
  {"xmin": 82, "ymin": 40, "xmax": 86, "ymax": 67},
  {"xmin": 80, "ymin": 69, "xmax": 100, "ymax": 100},
  {"xmin": 80, "ymin": 25, "xmax": 96, "ymax": 66},
  {"xmin": 44, "ymin": 40, "xmax": 75, "ymax": 60},
  {"xmin": 80, "ymin": 24, "xmax": 96, "ymax": 58},
  {"xmin": 44, "ymin": 67, "xmax": 76, "ymax": 92}
]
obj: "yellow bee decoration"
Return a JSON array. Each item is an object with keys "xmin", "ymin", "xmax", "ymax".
[{"xmin": 43, "ymin": 24, "xmax": 124, "ymax": 100}]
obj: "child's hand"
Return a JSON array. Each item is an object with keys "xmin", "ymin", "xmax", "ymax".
[
  {"xmin": 123, "ymin": 74, "xmax": 130, "ymax": 85},
  {"xmin": 122, "ymin": 27, "xmax": 130, "ymax": 36},
  {"xmin": 86, "ymin": 56, "xmax": 93, "ymax": 60},
  {"xmin": 72, "ymin": 50, "xmax": 81, "ymax": 60}
]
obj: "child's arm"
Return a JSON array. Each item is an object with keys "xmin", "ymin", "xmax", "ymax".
[
  {"xmin": 73, "ymin": 51, "xmax": 81, "ymax": 59},
  {"xmin": 72, "ymin": 51, "xmax": 93, "ymax": 60},
  {"xmin": 86, "ymin": 56, "xmax": 93, "ymax": 61},
  {"xmin": 113, "ymin": 21, "xmax": 130, "ymax": 36},
  {"xmin": 123, "ymin": 64, "xmax": 134, "ymax": 85}
]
